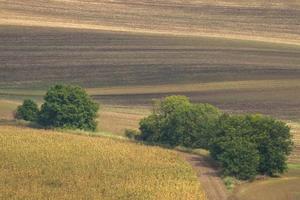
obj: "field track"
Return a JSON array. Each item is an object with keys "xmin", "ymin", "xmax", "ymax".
[{"xmin": 182, "ymin": 153, "xmax": 228, "ymax": 200}]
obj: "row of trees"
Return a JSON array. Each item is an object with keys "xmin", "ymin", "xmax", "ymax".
[
  {"xmin": 139, "ymin": 96, "xmax": 293, "ymax": 180},
  {"xmin": 15, "ymin": 84, "xmax": 99, "ymax": 131}
]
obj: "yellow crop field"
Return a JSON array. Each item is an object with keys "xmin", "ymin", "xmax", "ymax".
[{"xmin": 0, "ymin": 126, "xmax": 205, "ymax": 200}]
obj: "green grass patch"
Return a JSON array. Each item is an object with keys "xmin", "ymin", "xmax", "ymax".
[{"xmin": 288, "ymin": 163, "xmax": 300, "ymax": 170}]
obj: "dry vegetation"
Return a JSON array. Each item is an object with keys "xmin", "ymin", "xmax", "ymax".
[
  {"xmin": 230, "ymin": 167, "xmax": 300, "ymax": 200},
  {"xmin": 0, "ymin": 126, "xmax": 205, "ymax": 200},
  {"xmin": 0, "ymin": 100, "xmax": 18, "ymax": 120},
  {"xmin": 98, "ymin": 106, "xmax": 149, "ymax": 135},
  {"xmin": 288, "ymin": 122, "xmax": 300, "ymax": 163},
  {"xmin": 232, "ymin": 179, "xmax": 300, "ymax": 200}
]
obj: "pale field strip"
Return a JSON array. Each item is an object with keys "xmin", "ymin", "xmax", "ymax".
[
  {"xmin": 1, "ymin": 0, "xmax": 300, "ymax": 46},
  {"xmin": 86, "ymin": 79, "xmax": 300, "ymax": 95},
  {"xmin": 287, "ymin": 122, "xmax": 300, "ymax": 163},
  {"xmin": 1, "ymin": 13, "xmax": 299, "ymax": 47},
  {"xmin": 0, "ymin": 100, "xmax": 19, "ymax": 119},
  {"xmin": 289, "ymin": 123, "xmax": 300, "ymax": 144},
  {"xmin": 1, "ymin": 79, "xmax": 300, "ymax": 96},
  {"xmin": 41, "ymin": 0, "xmax": 300, "ymax": 8}
]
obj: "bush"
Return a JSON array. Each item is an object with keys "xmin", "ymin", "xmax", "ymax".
[
  {"xmin": 210, "ymin": 114, "xmax": 293, "ymax": 179},
  {"xmin": 139, "ymin": 96, "xmax": 221, "ymax": 148},
  {"xmin": 124, "ymin": 129, "xmax": 140, "ymax": 140},
  {"xmin": 38, "ymin": 84, "xmax": 99, "ymax": 131},
  {"xmin": 223, "ymin": 176, "xmax": 237, "ymax": 191},
  {"xmin": 184, "ymin": 103, "xmax": 221, "ymax": 149},
  {"xmin": 139, "ymin": 114, "xmax": 162, "ymax": 142},
  {"xmin": 215, "ymin": 137, "xmax": 259, "ymax": 180},
  {"xmin": 245, "ymin": 115, "xmax": 293, "ymax": 175},
  {"xmin": 15, "ymin": 99, "xmax": 39, "ymax": 122}
]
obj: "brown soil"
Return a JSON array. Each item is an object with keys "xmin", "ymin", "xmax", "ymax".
[{"xmin": 181, "ymin": 153, "xmax": 229, "ymax": 200}]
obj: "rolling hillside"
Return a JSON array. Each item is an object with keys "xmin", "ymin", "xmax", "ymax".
[
  {"xmin": 1, "ymin": 1, "xmax": 300, "ymax": 200},
  {"xmin": 1, "ymin": 1, "xmax": 300, "ymax": 119},
  {"xmin": 0, "ymin": 126, "xmax": 205, "ymax": 200}
]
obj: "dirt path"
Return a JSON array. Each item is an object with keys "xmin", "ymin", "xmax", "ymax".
[{"xmin": 181, "ymin": 153, "xmax": 229, "ymax": 200}]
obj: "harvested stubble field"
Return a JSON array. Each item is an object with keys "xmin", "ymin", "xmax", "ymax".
[
  {"xmin": 289, "ymin": 122, "xmax": 300, "ymax": 163},
  {"xmin": 98, "ymin": 106, "xmax": 150, "ymax": 135},
  {"xmin": 1, "ymin": 0, "xmax": 300, "ymax": 45},
  {"xmin": 0, "ymin": 100, "xmax": 18, "ymax": 120},
  {"xmin": 0, "ymin": 126, "xmax": 205, "ymax": 200},
  {"xmin": 229, "ymin": 167, "xmax": 300, "ymax": 200}
]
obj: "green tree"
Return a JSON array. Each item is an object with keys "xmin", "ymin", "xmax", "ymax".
[
  {"xmin": 38, "ymin": 84, "xmax": 99, "ymax": 131},
  {"xmin": 15, "ymin": 99, "xmax": 39, "ymax": 122},
  {"xmin": 215, "ymin": 137, "xmax": 259, "ymax": 180},
  {"xmin": 210, "ymin": 114, "xmax": 293, "ymax": 179},
  {"xmin": 183, "ymin": 103, "xmax": 221, "ymax": 149},
  {"xmin": 245, "ymin": 115, "xmax": 293, "ymax": 175},
  {"xmin": 139, "ymin": 96, "xmax": 221, "ymax": 148},
  {"xmin": 139, "ymin": 96, "xmax": 192, "ymax": 146},
  {"xmin": 139, "ymin": 114, "xmax": 162, "ymax": 143}
]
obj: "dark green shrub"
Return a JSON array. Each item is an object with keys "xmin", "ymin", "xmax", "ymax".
[
  {"xmin": 245, "ymin": 115, "xmax": 293, "ymax": 175},
  {"xmin": 38, "ymin": 84, "xmax": 99, "ymax": 131},
  {"xmin": 139, "ymin": 95, "xmax": 221, "ymax": 148},
  {"xmin": 15, "ymin": 99, "xmax": 39, "ymax": 122},
  {"xmin": 139, "ymin": 114, "xmax": 162, "ymax": 143},
  {"xmin": 210, "ymin": 114, "xmax": 293, "ymax": 179},
  {"xmin": 214, "ymin": 137, "xmax": 259, "ymax": 180},
  {"xmin": 183, "ymin": 103, "xmax": 221, "ymax": 149},
  {"xmin": 124, "ymin": 129, "xmax": 140, "ymax": 140}
]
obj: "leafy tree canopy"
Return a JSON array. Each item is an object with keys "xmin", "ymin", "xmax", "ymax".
[
  {"xmin": 15, "ymin": 99, "xmax": 39, "ymax": 122},
  {"xmin": 38, "ymin": 84, "xmax": 99, "ymax": 131}
]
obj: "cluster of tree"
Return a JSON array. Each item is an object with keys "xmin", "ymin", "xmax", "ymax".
[
  {"xmin": 210, "ymin": 114, "xmax": 293, "ymax": 179},
  {"xmin": 139, "ymin": 96, "xmax": 221, "ymax": 148},
  {"xmin": 15, "ymin": 84, "xmax": 99, "ymax": 131},
  {"xmin": 139, "ymin": 95, "xmax": 293, "ymax": 180}
]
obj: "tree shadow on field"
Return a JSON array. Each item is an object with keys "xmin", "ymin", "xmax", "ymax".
[
  {"xmin": 185, "ymin": 152, "xmax": 224, "ymax": 177},
  {"xmin": 0, "ymin": 119, "xmax": 45, "ymax": 129},
  {"xmin": 0, "ymin": 119, "xmax": 24, "ymax": 126}
]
